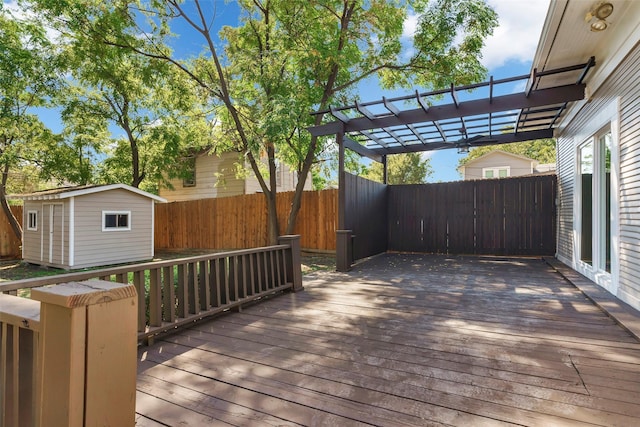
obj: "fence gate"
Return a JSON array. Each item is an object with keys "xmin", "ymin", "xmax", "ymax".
[{"xmin": 387, "ymin": 175, "xmax": 557, "ymax": 256}]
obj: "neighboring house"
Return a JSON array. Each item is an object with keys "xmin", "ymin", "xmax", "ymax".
[
  {"xmin": 13, "ymin": 184, "xmax": 165, "ymax": 270},
  {"xmin": 459, "ymin": 150, "xmax": 556, "ymax": 180},
  {"xmin": 159, "ymin": 151, "xmax": 312, "ymax": 202},
  {"xmin": 535, "ymin": 0, "xmax": 640, "ymax": 311}
]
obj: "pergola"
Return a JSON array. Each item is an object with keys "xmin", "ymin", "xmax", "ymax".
[{"xmin": 308, "ymin": 58, "xmax": 595, "ymax": 270}]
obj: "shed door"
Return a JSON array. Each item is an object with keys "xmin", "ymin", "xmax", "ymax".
[{"xmin": 42, "ymin": 204, "xmax": 64, "ymax": 265}]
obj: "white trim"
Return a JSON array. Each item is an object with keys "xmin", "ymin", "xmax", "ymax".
[
  {"xmin": 150, "ymin": 201, "xmax": 155, "ymax": 257},
  {"xmin": 69, "ymin": 197, "xmax": 75, "ymax": 267},
  {"xmin": 571, "ymin": 98, "xmax": 620, "ymax": 296},
  {"xmin": 102, "ymin": 210, "xmax": 132, "ymax": 232},
  {"xmin": 482, "ymin": 166, "xmax": 510, "ymax": 179},
  {"xmin": 26, "ymin": 210, "xmax": 38, "ymax": 231},
  {"xmin": 17, "ymin": 184, "xmax": 167, "ymax": 203}
]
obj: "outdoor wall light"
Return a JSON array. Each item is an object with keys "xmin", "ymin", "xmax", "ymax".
[
  {"xmin": 457, "ymin": 145, "xmax": 470, "ymax": 154},
  {"xmin": 585, "ymin": 2, "xmax": 614, "ymax": 32}
]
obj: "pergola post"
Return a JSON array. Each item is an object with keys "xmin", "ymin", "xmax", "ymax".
[
  {"xmin": 336, "ymin": 129, "xmax": 353, "ymax": 272},
  {"xmin": 382, "ymin": 155, "xmax": 388, "ymax": 185}
]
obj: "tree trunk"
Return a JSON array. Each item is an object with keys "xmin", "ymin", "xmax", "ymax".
[
  {"xmin": 1, "ymin": 163, "xmax": 23, "ymax": 241},
  {"xmin": 265, "ymin": 143, "xmax": 280, "ymax": 245}
]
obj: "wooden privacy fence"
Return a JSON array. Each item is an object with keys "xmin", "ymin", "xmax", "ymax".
[
  {"xmin": 0, "ymin": 206, "xmax": 22, "ymax": 258},
  {"xmin": 387, "ymin": 175, "xmax": 557, "ymax": 256},
  {"xmin": 155, "ymin": 190, "xmax": 337, "ymax": 251}
]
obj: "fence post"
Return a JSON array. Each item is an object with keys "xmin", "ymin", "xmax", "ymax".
[
  {"xmin": 31, "ymin": 280, "xmax": 137, "ymax": 427},
  {"xmin": 278, "ymin": 235, "xmax": 303, "ymax": 292},
  {"xmin": 336, "ymin": 230, "xmax": 353, "ymax": 272}
]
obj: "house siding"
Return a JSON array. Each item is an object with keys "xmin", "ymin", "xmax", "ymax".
[
  {"xmin": 159, "ymin": 152, "xmax": 246, "ymax": 202},
  {"xmin": 462, "ymin": 152, "xmax": 534, "ymax": 180},
  {"xmin": 72, "ymin": 189, "xmax": 154, "ymax": 269},
  {"xmin": 557, "ymin": 41, "xmax": 640, "ymax": 309}
]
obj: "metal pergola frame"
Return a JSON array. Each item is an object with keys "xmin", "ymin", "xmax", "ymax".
[{"xmin": 307, "ymin": 58, "xmax": 595, "ymax": 270}]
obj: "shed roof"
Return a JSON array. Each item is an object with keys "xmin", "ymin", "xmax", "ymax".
[{"xmin": 11, "ymin": 184, "xmax": 166, "ymax": 202}]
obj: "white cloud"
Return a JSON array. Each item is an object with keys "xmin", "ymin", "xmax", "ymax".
[
  {"xmin": 401, "ymin": 0, "xmax": 550, "ymax": 71},
  {"xmin": 481, "ymin": 0, "xmax": 551, "ymax": 70}
]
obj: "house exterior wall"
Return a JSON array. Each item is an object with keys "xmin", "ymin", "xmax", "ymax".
[
  {"xmin": 160, "ymin": 152, "xmax": 312, "ymax": 202},
  {"xmin": 159, "ymin": 152, "xmax": 246, "ymax": 202},
  {"xmin": 72, "ymin": 189, "xmax": 154, "ymax": 269},
  {"xmin": 556, "ymin": 41, "xmax": 640, "ymax": 310},
  {"xmin": 462, "ymin": 152, "xmax": 534, "ymax": 180}
]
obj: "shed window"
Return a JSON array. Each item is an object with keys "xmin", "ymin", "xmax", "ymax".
[
  {"xmin": 102, "ymin": 211, "xmax": 131, "ymax": 231},
  {"xmin": 27, "ymin": 210, "xmax": 38, "ymax": 231}
]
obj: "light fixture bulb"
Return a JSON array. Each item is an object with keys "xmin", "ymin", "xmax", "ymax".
[{"xmin": 590, "ymin": 19, "xmax": 608, "ymax": 32}]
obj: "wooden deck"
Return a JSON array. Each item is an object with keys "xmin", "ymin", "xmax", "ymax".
[{"xmin": 135, "ymin": 254, "xmax": 640, "ymax": 426}]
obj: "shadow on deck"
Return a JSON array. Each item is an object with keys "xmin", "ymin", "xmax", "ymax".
[{"xmin": 135, "ymin": 253, "xmax": 640, "ymax": 426}]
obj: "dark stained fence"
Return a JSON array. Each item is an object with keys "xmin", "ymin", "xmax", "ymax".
[
  {"xmin": 344, "ymin": 173, "xmax": 388, "ymax": 261},
  {"xmin": 388, "ymin": 175, "xmax": 557, "ymax": 256},
  {"xmin": 1, "ymin": 205, "xmax": 22, "ymax": 258}
]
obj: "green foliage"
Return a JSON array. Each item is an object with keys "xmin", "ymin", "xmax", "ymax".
[
  {"xmin": 458, "ymin": 139, "xmax": 557, "ymax": 171},
  {"xmin": 29, "ymin": 0, "xmax": 499, "ymax": 241},
  {"xmin": 0, "ymin": 6, "xmax": 63, "ymax": 238},
  {"xmin": 364, "ymin": 153, "xmax": 433, "ymax": 184}
]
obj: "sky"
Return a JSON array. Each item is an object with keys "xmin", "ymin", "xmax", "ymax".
[{"xmin": 5, "ymin": 0, "xmax": 551, "ymax": 184}]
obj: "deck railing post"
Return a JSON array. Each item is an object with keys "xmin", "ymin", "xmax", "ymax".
[
  {"xmin": 336, "ymin": 230, "xmax": 353, "ymax": 272},
  {"xmin": 31, "ymin": 280, "xmax": 137, "ymax": 427},
  {"xmin": 278, "ymin": 235, "xmax": 303, "ymax": 292}
]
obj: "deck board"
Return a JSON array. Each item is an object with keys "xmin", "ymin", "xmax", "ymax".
[{"xmin": 137, "ymin": 254, "xmax": 640, "ymax": 426}]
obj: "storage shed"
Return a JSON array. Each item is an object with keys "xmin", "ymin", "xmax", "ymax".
[{"xmin": 16, "ymin": 184, "xmax": 166, "ymax": 270}]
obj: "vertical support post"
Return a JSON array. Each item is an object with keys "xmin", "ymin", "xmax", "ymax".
[
  {"xmin": 31, "ymin": 280, "xmax": 137, "ymax": 427},
  {"xmin": 336, "ymin": 229, "xmax": 353, "ymax": 272},
  {"xmin": 337, "ymin": 130, "xmax": 346, "ymax": 230},
  {"xmin": 278, "ymin": 235, "xmax": 303, "ymax": 292},
  {"xmin": 382, "ymin": 155, "xmax": 388, "ymax": 185}
]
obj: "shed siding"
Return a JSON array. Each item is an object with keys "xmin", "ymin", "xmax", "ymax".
[
  {"xmin": 22, "ymin": 200, "xmax": 69, "ymax": 268},
  {"xmin": 22, "ymin": 201, "xmax": 42, "ymax": 264},
  {"xmin": 463, "ymin": 152, "xmax": 534, "ymax": 180},
  {"xmin": 557, "ymin": 41, "xmax": 640, "ymax": 310},
  {"xmin": 72, "ymin": 189, "xmax": 154, "ymax": 269}
]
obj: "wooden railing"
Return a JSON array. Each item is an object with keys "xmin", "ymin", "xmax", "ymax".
[
  {"xmin": 1, "ymin": 235, "xmax": 302, "ymax": 344},
  {"xmin": 1, "ymin": 281, "xmax": 138, "ymax": 427},
  {"xmin": 0, "ymin": 294, "xmax": 40, "ymax": 427},
  {"xmin": 0, "ymin": 236, "xmax": 302, "ymax": 426}
]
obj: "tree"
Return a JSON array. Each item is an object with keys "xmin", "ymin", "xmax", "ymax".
[
  {"xmin": 457, "ymin": 138, "xmax": 557, "ymax": 173},
  {"xmin": 363, "ymin": 153, "xmax": 433, "ymax": 184},
  {"xmin": 0, "ymin": 7, "xmax": 61, "ymax": 241},
  {"xmin": 56, "ymin": 35, "xmax": 212, "ymax": 192},
  {"xmin": 35, "ymin": 0, "xmax": 498, "ymax": 244}
]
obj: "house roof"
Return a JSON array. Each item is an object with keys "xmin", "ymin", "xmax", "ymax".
[
  {"xmin": 462, "ymin": 150, "xmax": 539, "ymax": 168},
  {"xmin": 533, "ymin": 0, "xmax": 640, "ymax": 133},
  {"xmin": 11, "ymin": 184, "xmax": 167, "ymax": 203}
]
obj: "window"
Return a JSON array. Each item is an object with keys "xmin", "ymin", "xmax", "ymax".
[
  {"xmin": 27, "ymin": 210, "xmax": 38, "ymax": 231},
  {"xmin": 579, "ymin": 129, "xmax": 612, "ymax": 273},
  {"xmin": 102, "ymin": 211, "xmax": 131, "ymax": 231},
  {"xmin": 183, "ymin": 156, "xmax": 196, "ymax": 187},
  {"xmin": 482, "ymin": 166, "xmax": 510, "ymax": 179}
]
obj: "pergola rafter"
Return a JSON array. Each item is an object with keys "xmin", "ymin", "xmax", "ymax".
[{"xmin": 309, "ymin": 58, "xmax": 596, "ymax": 158}]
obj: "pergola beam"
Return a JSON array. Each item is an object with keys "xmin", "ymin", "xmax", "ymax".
[
  {"xmin": 308, "ymin": 84, "xmax": 585, "ymax": 137},
  {"xmin": 368, "ymin": 128, "xmax": 554, "ymax": 155},
  {"xmin": 344, "ymin": 137, "xmax": 384, "ymax": 163}
]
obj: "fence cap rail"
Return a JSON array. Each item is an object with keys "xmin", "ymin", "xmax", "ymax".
[
  {"xmin": 0, "ymin": 293, "xmax": 41, "ymax": 331},
  {"xmin": 31, "ymin": 280, "xmax": 137, "ymax": 308}
]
